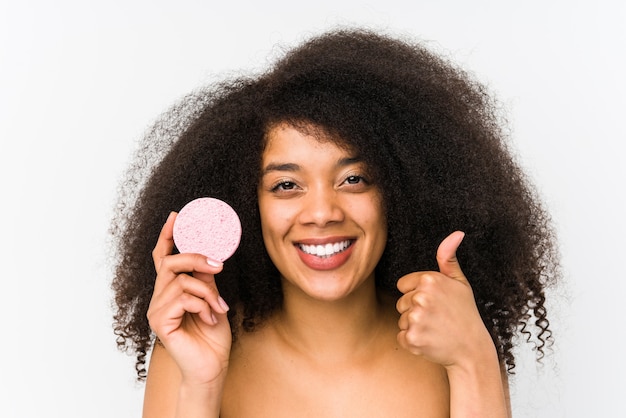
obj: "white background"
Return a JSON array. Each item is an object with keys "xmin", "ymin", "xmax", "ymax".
[{"xmin": 1, "ymin": 1, "xmax": 624, "ymax": 417}]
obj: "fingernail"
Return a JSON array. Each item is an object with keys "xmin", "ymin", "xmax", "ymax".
[
  {"xmin": 218, "ymin": 296, "xmax": 230, "ymax": 312},
  {"xmin": 206, "ymin": 257, "xmax": 223, "ymax": 268},
  {"xmin": 211, "ymin": 312, "xmax": 218, "ymax": 324}
]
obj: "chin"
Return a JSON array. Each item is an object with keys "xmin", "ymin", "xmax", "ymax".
[{"xmin": 294, "ymin": 275, "xmax": 369, "ymax": 302}]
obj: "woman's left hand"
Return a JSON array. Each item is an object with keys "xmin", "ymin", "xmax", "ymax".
[{"xmin": 396, "ymin": 231, "xmax": 496, "ymax": 369}]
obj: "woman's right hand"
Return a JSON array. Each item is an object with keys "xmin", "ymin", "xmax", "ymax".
[{"xmin": 147, "ymin": 212, "xmax": 233, "ymax": 388}]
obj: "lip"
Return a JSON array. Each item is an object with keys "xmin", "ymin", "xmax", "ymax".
[
  {"xmin": 294, "ymin": 237, "xmax": 355, "ymax": 270},
  {"xmin": 296, "ymin": 236, "xmax": 354, "ymax": 246}
]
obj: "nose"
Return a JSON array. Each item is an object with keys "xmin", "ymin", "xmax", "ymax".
[{"xmin": 297, "ymin": 184, "xmax": 345, "ymax": 227}]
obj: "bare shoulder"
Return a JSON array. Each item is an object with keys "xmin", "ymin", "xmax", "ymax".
[{"xmin": 221, "ymin": 299, "xmax": 450, "ymax": 418}]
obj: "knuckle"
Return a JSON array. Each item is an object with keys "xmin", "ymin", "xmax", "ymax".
[
  {"xmin": 205, "ymin": 284, "xmax": 219, "ymax": 298},
  {"xmin": 158, "ymin": 255, "xmax": 174, "ymax": 272},
  {"xmin": 410, "ymin": 292, "xmax": 427, "ymax": 306},
  {"xmin": 404, "ymin": 329, "xmax": 422, "ymax": 348},
  {"xmin": 179, "ymin": 292, "xmax": 194, "ymax": 305},
  {"xmin": 193, "ymin": 253, "xmax": 208, "ymax": 265},
  {"xmin": 146, "ymin": 307, "xmax": 160, "ymax": 330},
  {"xmin": 174, "ymin": 272, "xmax": 188, "ymax": 286},
  {"xmin": 407, "ymin": 308, "xmax": 423, "ymax": 324},
  {"xmin": 178, "ymin": 274, "xmax": 201, "ymax": 293},
  {"xmin": 421, "ymin": 273, "xmax": 437, "ymax": 286}
]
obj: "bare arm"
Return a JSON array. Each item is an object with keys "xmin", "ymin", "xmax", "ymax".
[
  {"xmin": 143, "ymin": 341, "xmax": 181, "ymax": 418},
  {"xmin": 143, "ymin": 342, "xmax": 223, "ymax": 418},
  {"xmin": 143, "ymin": 212, "xmax": 232, "ymax": 418},
  {"xmin": 445, "ymin": 346, "xmax": 509, "ymax": 418},
  {"xmin": 396, "ymin": 232, "xmax": 510, "ymax": 417},
  {"xmin": 502, "ymin": 366, "xmax": 513, "ymax": 418}
]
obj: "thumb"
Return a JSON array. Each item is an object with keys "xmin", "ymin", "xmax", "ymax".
[{"xmin": 436, "ymin": 231, "xmax": 467, "ymax": 282}]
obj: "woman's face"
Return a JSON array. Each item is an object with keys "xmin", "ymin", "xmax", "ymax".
[{"xmin": 258, "ymin": 123, "xmax": 387, "ymax": 301}]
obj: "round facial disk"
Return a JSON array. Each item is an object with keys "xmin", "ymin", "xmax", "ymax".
[{"xmin": 173, "ymin": 197, "xmax": 242, "ymax": 262}]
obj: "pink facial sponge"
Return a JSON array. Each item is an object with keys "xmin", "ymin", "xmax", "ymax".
[{"xmin": 173, "ymin": 197, "xmax": 242, "ymax": 262}]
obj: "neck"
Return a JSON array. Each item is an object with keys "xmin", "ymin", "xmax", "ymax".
[{"xmin": 273, "ymin": 278, "xmax": 390, "ymax": 364}]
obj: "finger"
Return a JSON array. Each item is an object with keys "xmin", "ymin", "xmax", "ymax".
[
  {"xmin": 150, "ymin": 291, "xmax": 218, "ymax": 334},
  {"xmin": 187, "ymin": 271, "xmax": 229, "ymax": 314},
  {"xmin": 396, "ymin": 330, "xmax": 422, "ymax": 356},
  {"xmin": 176, "ymin": 292, "xmax": 219, "ymax": 326},
  {"xmin": 436, "ymin": 231, "xmax": 467, "ymax": 282},
  {"xmin": 398, "ymin": 310, "xmax": 411, "ymax": 331},
  {"xmin": 397, "ymin": 330, "xmax": 409, "ymax": 349},
  {"xmin": 396, "ymin": 292, "xmax": 410, "ymax": 314},
  {"xmin": 396, "ymin": 270, "xmax": 423, "ymax": 294},
  {"xmin": 157, "ymin": 273, "xmax": 229, "ymax": 315},
  {"xmin": 195, "ymin": 270, "xmax": 229, "ymax": 313},
  {"xmin": 397, "ymin": 270, "xmax": 439, "ymax": 294},
  {"xmin": 154, "ymin": 253, "xmax": 224, "ymax": 295},
  {"xmin": 152, "ymin": 212, "xmax": 177, "ymax": 273},
  {"xmin": 396, "ymin": 289, "xmax": 420, "ymax": 314}
]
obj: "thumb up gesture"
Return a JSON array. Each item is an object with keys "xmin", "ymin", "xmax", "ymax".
[{"xmin": 396, "ymin": 231, "xmax": 495, "ymax": 369}]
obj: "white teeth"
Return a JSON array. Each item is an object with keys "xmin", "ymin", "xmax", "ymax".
[{"xmin": 300, "ymin": 240, "xmax": 351, "ymax": 258}]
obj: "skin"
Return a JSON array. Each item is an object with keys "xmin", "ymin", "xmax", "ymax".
[
  {"xmin": 257, "ymin": 124, "xmax": 388, "ymax": 303},
  {"xmin": 144, "ymin": 124, "xmax": 510, "ymax": 417}
]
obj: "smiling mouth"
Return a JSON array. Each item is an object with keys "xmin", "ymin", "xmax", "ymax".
[{"xmin": 297, "ymin": 240, "xmax": 354, "ymax": 258}]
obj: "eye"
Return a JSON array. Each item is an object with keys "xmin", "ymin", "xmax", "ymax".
[
  {"xmin": 271, "ymin": 180, "xmax": 298, "ymax": 192},
  {"xmin": 345, "ymin": 175, "xmax": 364, "ymax": 185},
  {"xmin": 343, "ymin": 174, "xmax": 371, "ymax": 186},
  {"xmin": 340, "ymin": 174, "xmax": 371, "ymax": 191}
]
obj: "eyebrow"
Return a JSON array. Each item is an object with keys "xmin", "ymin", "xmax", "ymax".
[
  {"xmin": 261, "ymin": 162, "xmax": 300, "ymax": 175},
  {"xmin": 261, "ymin": 157, "xmax": 363, "ymax": 176}
]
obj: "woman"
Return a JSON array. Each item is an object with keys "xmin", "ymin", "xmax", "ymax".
[{"xmin": 111, "ymin": 29, "xmax": 559, "ymax": 417}]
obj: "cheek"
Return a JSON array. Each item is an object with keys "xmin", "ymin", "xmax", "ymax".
[
  {"xmin": 258, "ymin": 199, "xmax": 293, "ymax": 240},
  {"xmin": 360, "ymin": 196, "xmax": 386, "ymax": 230},
  {"xmin": 368, "ymin": 201, "xmax": 388, "ymax": 249},
  {"xmin": 373, "ymin": 193, "xmax": 388, "ymax": 234}
]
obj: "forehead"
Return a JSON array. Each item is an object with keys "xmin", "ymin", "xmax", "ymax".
[{"xmin": 262, "ymin": 122, "xmax": 354, "ymax": 159}]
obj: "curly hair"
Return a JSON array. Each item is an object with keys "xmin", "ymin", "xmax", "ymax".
[{"xmin": 110, "ymin": 28, "xmax": 559, "ymax": 380}]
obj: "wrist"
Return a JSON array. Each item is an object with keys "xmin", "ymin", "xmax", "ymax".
[
  {"xmin": 176, "ymin": 380, "xmax": 224, "ymax": 418},
  {"xmin": 445, "ymin": 343, "xmax": 507, "ymax": 418},
  {"xmin": 445, "ymin": 337, "xmax": 499, "ymax": 377}
]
